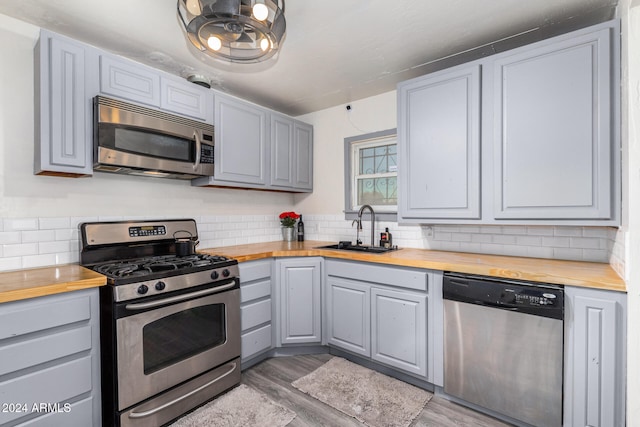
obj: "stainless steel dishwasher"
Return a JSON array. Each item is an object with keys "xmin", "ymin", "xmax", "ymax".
[{"xmin": 443, "ymin": 272, "xmax": 564, "ymax": 427}]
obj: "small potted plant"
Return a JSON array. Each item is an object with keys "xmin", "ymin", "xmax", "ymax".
[{"xmin": 279, "ymin": 211, "xmax": 300, "ymax": 241}]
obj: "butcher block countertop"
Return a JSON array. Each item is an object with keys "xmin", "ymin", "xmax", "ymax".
[
  {"xmin": 0, "ymin": 264, "xmax": 106, "ymax": 304},
  {"xmin": 200, "ymin": 240, "xmax": 626, "ymax": 292},
  {"xmin": 0, "ymin": 240, "xmax": 625, "ymax": 304}
]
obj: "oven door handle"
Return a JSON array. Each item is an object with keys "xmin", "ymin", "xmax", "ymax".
[
  {"xmin": 127, "ymin": 361, "xmax": 238, "ymax": 419},
  {"xmin": 124, "ymin": 280, "xmax": 236, "ymax": 311}
]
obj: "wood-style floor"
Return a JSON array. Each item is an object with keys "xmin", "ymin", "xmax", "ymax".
[{"xmin": 241, "ymin": 354, "xmax": 512, "ymax": 427}]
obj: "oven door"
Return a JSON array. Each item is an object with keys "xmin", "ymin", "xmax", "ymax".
[{"xmin": 115, "ymin": 281, "xmax": 240, "ymax": 411}]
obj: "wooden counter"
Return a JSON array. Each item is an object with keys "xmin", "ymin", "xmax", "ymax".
[
  {"xmin": 0, "ymin": 239, "xmax": 625, "ymax": 304},
  {"xmin": 0, "ymin": 264, "xmax": 106, "ymax": 303},
  {"xmin": 200, "ymin": 240, "xmax": 626, "ymax": 292}
]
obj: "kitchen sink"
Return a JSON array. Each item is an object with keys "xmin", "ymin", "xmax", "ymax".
[{"xmin": 316, "ymin": 243, "xmax": 399, "ymax": 254}]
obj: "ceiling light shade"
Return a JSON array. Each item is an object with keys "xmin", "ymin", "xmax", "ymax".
[{"xmin": 177, "ymin": 0, "xmax": 286, "ymax": 63}]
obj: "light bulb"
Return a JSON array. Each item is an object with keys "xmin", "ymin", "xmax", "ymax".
[
  {"xmin": 185, "ymin": 0, "xmax": 201, "ymax": 15},
  {"xmin": 260, "ymin": 38, "xmax": 270, "ymax": 51},
  {"xmin": 207, "ymin": 36, "xmax": 222, "ymax": 51},
  {"xmin": 252, "ymin": 3, "xmax": 269, "ymax": 21}
]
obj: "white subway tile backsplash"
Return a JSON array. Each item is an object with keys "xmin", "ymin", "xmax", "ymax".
[
  {"xmin": 0, "ymin": 232, "xmax": 21, "ymax": 245},
  {"xmin": 3, "ymin": 218, "xmax": 38, "ymax": 231},
  {"xmin": 39, "ymin": 217, "xmax": 70, "ymax": 229},
  {"xmin": 0, "ymin": 215, "xmax": 624, "ymax": 276},
  {"xmin": 3, "ymin": 243, "xmax": 39, "ymax": 257},
  {"xmin": 22, "ymin": 230, "xmax": 56, "ymax": 243}
]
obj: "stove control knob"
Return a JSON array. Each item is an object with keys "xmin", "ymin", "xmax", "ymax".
[
  {"xmin": 222, "ymin": 269, "xmax": 230, "ymax": 278},
  {"xmin": 155, "ymin": 281, "xmax": 166, "ymax": 291},
  {"xmin": 211, "ymin": 271, "xmax": 219, "ymax": 280},
  {"xmin": 137, "ymin": 284, "xmax": 149, "ymax": 295}
]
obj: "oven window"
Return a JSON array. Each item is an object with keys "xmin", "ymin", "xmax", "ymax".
[
  {"xmin": 114, "ymin": 127, "xmax": 194, "ymax": 161},
  {"xmin": 143, "ymin": 304, "xmax": 225, "ymax": 374}
]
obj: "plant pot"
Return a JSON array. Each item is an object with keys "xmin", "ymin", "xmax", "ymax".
[{"xmin": 281, "ymin": 227, "xmax": 295, "ymax": 242}]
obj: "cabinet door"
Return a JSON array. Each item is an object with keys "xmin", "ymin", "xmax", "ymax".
[
  {"xmin": 398, "ymin": 64, "xmax": 481, "ymax": 220},
  {"xmin": 278, "ymin": 258, "xmax": 322, "ymax": 345},
  {"xmin": 35, "ymin": 31, "xmax": 95, "ymax": 176},
  {"xmin": 371, "ymin": 287, "xmax": 427, "ymax": 377},
  {"xmin": 270, "ymin": 113, "xmax": 294, "ymax": 187},
  {"xmin": 493, "ymin": 28, "xmax": 613, "ymax": 219},
  {"xmin": 325, "ymin": 277, "xmax": 370, "ymax": 357},
  {"xmin": 564, "ymin": 287, "xmax": 626, "ymax": 427},
  {"xmin": 215, "ymin": 95, "xmax": 267, "ymax": 185},
  {"xmin": 160, "ymin": 76, "xmax": 212, "ymax": 123},
  {"xmin": 99, "ymin": 54, "xmax": 160, "ymax": 106},
  {"xmin": 293, "ymin": 121, "xmax": 314, "ymax": 190}
]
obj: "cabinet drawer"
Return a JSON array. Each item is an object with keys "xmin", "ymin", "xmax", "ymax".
[
  {"xmin": 241, "ymin": 324, "xmax": 272, "ymax": 360},
  {"xmin": 0, "ymin": 295, "xmax": 91, "ymax": 340},
  {"xmin": 326, "ymin": 260, "xmax": 428, "ymax": 292},
  {"xmin": 241, "ymin": 279, "xmax": 271, "ymax": 303},
  {"xmin": 0, "ymin": 324, "xmax": 92, "ymax": 376},
  {"xmin": 241, "ymin": 299, "xmax": 271, "ymax": 331},
  {"xmin": 239, "ymin": 260, "xmax": 272, "ymax": 283},
  {"xmin": 0, "ymin": 356, "xmax": 92, "ymax": 425}
]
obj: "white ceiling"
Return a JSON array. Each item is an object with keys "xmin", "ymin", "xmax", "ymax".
[{"xmin": 0, "ymin": 0, "xmax": 618, "ymax": 116}]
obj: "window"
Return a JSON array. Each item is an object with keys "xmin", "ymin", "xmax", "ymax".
[{"xmin": 344, "ymin": 129, "xmax": 397, "ymax": 219}]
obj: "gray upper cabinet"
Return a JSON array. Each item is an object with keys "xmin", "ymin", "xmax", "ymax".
[
  {"xmin": 213, "ymin": 94, "xmax": 268, "ymax": 186},
  {"xmin": 193, "ymin": 97, "xmax": 314, "ymax": 192},
  {"xmin": 271, "ymin": 113, "xmax": 295, "ymax": 188},
  {"xmin": 99, "ymin": 54, "xmax": 161, "ymax": 107},
  {"xmin": 270, "ymin": 113, "xmax": 314, "ymax": 192},
  {"xmin": 397, "ymin": 20, "xmax": 619, "ymax": 225},
  {"xmin": 99, "ymin": 54, "xmax": 213, "ymax": 123},
  {"xmin": 398, "ymin": 64, "xmax": 481, "ymax": 221},
  {"xmin": 35, "ymin": 30, "xmax": 98, "ymax": 177},
  {"xmin": 492, "ymin": 27, "xmax": 614, "ymax": 220},
  {"xmin": 293, "ymin": 121, "xmax": 314, "ymax": 190}
]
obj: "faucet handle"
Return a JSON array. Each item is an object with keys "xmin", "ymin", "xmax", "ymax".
[{"xmin": 351, "ymin": 219, "xmax": 362, "ymax": 230}]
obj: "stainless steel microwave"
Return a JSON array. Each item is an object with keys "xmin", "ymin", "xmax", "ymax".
[{"xmin": 94, "ymin": 96, "xmax": 214, "ymax": 179}]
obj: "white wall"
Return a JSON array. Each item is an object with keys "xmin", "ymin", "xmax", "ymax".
[
  {"xmin": 294, "ymin": 91, "xmax": 397, "ymax": 214},
  {"xmin": 620, "ymin": 1, "xmax": 640, "ymax": 425},
  {"xmin": 0, "ymin": 14, "xmax": 294, "ymax": 220}
]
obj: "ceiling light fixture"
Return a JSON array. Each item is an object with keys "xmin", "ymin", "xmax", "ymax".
[{"xmin": 177, "ymin": 0, "xmax": 286, "ymax": 64}]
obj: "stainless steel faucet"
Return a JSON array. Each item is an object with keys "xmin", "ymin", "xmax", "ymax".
[{"xmin": 357, "ymin": 204, "xmax": 376, "ymax": 247}]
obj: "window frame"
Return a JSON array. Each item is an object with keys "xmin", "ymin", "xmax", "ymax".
[{"xmin": 344, "ymin": 128, "xmax": 397, "ymax": 221}]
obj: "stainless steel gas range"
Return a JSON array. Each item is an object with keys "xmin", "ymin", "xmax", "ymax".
[{"xmin": 79, "ymin": 219, "xmax": 241, "ymax": 427}]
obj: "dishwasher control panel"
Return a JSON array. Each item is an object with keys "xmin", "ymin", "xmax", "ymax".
[{"xmin": 443, "ymin": 272, "xmax": 564, "ymax": 319}]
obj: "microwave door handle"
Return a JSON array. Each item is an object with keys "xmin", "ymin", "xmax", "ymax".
[{"xmin": 193, "ymin": 131, "xmax": 201, "ymax": 171}]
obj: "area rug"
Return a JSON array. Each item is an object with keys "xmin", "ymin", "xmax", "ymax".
[
  {"xmin": 291, "ymin": 357, "xmax": 432, "ymax": 427},
  {"xmin": 169, "ymin": 384, "xmax": 296, "ymax": 427}
]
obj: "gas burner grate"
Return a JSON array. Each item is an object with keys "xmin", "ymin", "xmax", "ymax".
[{"xmin": 93, "ymin": 254, "xmax": 233, "ymax": 279}]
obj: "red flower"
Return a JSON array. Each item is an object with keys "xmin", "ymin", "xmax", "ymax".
[{"xmin": 279, "ymin": 211, "xmax": 300, "ymax": 227}]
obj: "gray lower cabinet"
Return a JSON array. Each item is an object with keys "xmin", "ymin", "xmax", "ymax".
[
  {"xmin": 276, "ymin": 258, "xmax": 322, "ymax": 345},
  {"xmin": 35, "ymin": 30, "xmax": 98, "ymax": 177},
  {"xmin": 239, "ymin": 260, "xmax": 273, "ymax": 364},
  {"xmin": 325, "ymin": 260, "xmax": 441, "ymax": 381},
  {"xmin": 564, "ymin": 286, "xmax": 626, "ymax": 427},
  {"xmin": 0, "ymin": 289, "xmax": 101, "ymax": 427}
]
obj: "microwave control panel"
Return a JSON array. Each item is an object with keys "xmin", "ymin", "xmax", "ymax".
[{"xmin": 200, "ymin": 144, "xmax": 214, "ymax": 164}]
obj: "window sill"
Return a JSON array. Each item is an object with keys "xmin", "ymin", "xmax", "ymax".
[{"xmin": 344, "ymin": 211, "xmax": 398, "ymax": 222}]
